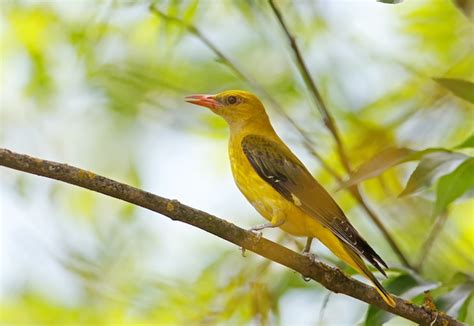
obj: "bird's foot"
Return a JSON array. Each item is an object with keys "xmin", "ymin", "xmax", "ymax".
[
  {"xmin": 300, "ymin": 249, "xmax": 318, "ymax": 281},
  {"xmin": 248, "ymin": 222, "xmax": 273, "ymax": 232},
  {"xmin": 247, "ymin": 228, "xmax": 263, "ymax": 240},
  {"xmin": 248, "ymin": 223, "xmax": 271, "ymax": 240},
  {"xmin": 242, "ymin": 225, "xmax": 266, "ymax": 257},
  {"xmin": 240, "ymin": 231, "xmax": 263, "ymax": 257},
  {"xmin": 302, "ymin": 251, "xmax": 317, "ymax": 265}
]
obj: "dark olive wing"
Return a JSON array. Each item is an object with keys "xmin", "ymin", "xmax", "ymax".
[{"xmin": 241, "ymin": 134, "xmax": 388, "ymax": 275}]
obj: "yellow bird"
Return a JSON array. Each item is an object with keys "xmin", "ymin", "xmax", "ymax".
[{"xmin": 185, "ymin": 90, "xmax": 396, "ymax": 307}]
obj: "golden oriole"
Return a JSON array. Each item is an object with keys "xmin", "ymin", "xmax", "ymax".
[{"xmin": 185, "ymin": 90, "xmax": 396, "ymax": 307}]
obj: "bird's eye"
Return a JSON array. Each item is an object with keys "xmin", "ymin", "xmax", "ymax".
[{"xmin": 227, "ymin": 96, "xmax": 237, "ymax": 105}]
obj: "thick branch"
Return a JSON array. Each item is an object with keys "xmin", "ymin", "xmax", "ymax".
[
  {"xmin": 0, "ymin": 148, "xmax": 461, "ymax": 325},
  {"xmin": 267, "ymin": 0, "xmax": 412, "ymax": 269}
]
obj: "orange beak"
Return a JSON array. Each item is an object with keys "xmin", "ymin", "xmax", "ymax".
[{"xmin": 185, "ymin": 94, "xmax": 221, "ymax": 109}]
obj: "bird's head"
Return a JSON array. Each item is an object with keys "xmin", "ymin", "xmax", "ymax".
[{"xmin": 185, "ymin": 90, "xmax": 268, "ymax": 125}]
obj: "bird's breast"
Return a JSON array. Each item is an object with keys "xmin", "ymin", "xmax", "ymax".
[
  {"xmin": 228, "ymin": 140, "xmax": 275, "ymax": 215},
  {"xmin": 228, "ymin": 135, "xmax": 309, "ymax": 236}
]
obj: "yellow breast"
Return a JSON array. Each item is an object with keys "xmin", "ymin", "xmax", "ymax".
[{"xmin": 228, "ymin": 132, "xmax": 310, "ymax": 236}]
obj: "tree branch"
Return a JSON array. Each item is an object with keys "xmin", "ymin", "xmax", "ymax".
[
  {"xmin": 416, "ymin": 211, "xmax": 449, "ymax": 271},
  {"xmin": 267, "ymin": 0, "xmax": 412, "ymax": 269},
  {"xmin": 267, "ymin": 0, "xmax": 348, "ymax": 169},
  {"xmin": 0, "ymin": 148, "xmax": 461, "ymax": 325}
]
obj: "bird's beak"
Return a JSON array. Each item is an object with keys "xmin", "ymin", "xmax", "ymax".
[{"xmin": 185, "ymin": 94, "xmax": 221, "ymax": 110}]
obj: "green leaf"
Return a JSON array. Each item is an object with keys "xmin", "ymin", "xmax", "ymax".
[
  {"xmin": 400, "ymin": 152, "xmax": 468, "ymax": 196},
  {"xmin": 458, "ymin": 290, "xmax": 474, "ymax": 323},
  {"xmin": 183, "ymin": 0, "xmax": 199, "ymax": 24},
  {"xmin": 166, "ymin": 0, "xmax": 181, "ymax": 17},
  {"xmin": 342, "ymin": 147, "xmax": 415, "ymax": 188},
  {"xmin": 436, "ymin": 283, "xmax": 474, "ymax": 319},
  {"xmin": 446, "ymin": 272, "xmax": 473, "ymax": 287},
  {"xmin": 434, "ymin": 157, "xmax": 474, "ymax": 216},
  {"xmin": 454, "ymin": 133, "xmax": 474, "ymax": 149},
  {"xmin": 342, "ymin": 147, "xmax": 452, "ymax": 188},
  {"xmin": 433, "ymin": 78, "xmax": 474, "ymax": 103}
]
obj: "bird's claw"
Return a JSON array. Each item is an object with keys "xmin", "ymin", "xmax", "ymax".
[
  {"xmin": 247, "ymin": 228, "xmax": 263, "ymax": 240},
  {"xmin": 241, "ymin": 228, "xmax": 264, "ymax": 257},
  {"xmin": 302, "ymin": 251, "xmax": 317, "ymax": 265},
  {"xmin": 300, "ymin": 250, "xmax": 316, "ymax": 281}
]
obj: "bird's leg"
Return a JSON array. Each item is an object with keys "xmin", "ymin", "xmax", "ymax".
[
  {"xmin": 248, "ymin": 220, "xmax": 285, "ymax": 240},
  {"xmin": 248, "ymin": 221, "xmax": 284, "ymax": 232},
  {"xmin": 302, "ymin": 237, "xmax": 317, "ymax": 266},
  {"xmin": 248, "ymin": 209, "xmax": 286, "ymax": 240},
  {"xmin": 303, "ymin": 237, "xmax": 313, "ymax": 254}
]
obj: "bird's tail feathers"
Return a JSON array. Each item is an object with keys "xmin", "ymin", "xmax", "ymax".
[
  {"xmin": 353, "ymin": 236, "xmax": 388, "ymax": 277},
  {"xmin": 345, "ymin": 246, "xmax": 396, "ymax": 308}
]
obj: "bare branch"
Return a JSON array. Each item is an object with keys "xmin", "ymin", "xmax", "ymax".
[
  {"xmin": 351, "ymin": 189, "xmax": 413, "ymax": 268},
  {"xmin": 267, "ymin": 0, "xmax": 349, "ymax": 169},
  {"xmin": 148, "ymin": 5, "xmax": 341, "ymax": 181},
  {"xmin": 267, "ymin": 0, "xmax": 412, "ymax": 269},
  {"xmin": 150, "ymin": 3, "xmax": 411, "ymax": 269},
  {"xmin": 416, "ymin": 211, "xmax": 449, "ymax": 271},
  {"xmin": 0, "ymin": 148, "xmax": 461, "ymax": 325}
]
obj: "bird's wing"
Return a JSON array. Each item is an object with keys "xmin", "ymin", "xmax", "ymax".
[{"xmin": 241, "ymin": 134, "xmax": 388, "ymax": 275}]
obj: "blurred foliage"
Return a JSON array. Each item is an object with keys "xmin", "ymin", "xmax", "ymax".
[
  {"xmin": 1, "ymin": 0, "xmax": 473, "ymax": 325},
  {"xmin": 434, "ymin": 78, "xmax": 474, "ymax": 103}
]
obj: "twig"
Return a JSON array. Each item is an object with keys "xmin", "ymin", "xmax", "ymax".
[
  {"xmin": 416, "ymin": 211, "xmax": 449, "ymax": 271},
  {"xmin": 317, "ymin": 291, "xmax": 332, "ymax": 325},
  {"xmin": 148, "ymin": 5, "xmax": 341, "ymax": 182},
  {"xmin": 150, "ymin": 4, "xmax": 411, "ymax": 269},
  {"xmin": 267, "ymin": 0, "xmax": 412, "ymax": 269},
  {"xmin": 267, "ymin": 0, "xmax": 349, "ymax": 170},
  {"xmin": 350, "ymin": 189, "xmax": 412, "ymax": 268},
  {"xmin": 0, "ymin": 148, "xmax": 461, "ymax": 325}
]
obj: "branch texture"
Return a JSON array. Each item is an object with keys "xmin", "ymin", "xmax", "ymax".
[{"xmin": 0, "ymin": 148, "xmax": 461, "ymax": 326}]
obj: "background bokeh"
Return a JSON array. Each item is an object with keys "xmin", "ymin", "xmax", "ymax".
[{"xmin": 1, "ymin": 0, "xmax": 473, "ymax": 325}]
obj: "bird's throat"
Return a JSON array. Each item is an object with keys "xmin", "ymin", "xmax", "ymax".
[{"xmin": 227, "ymin": 114, "xmax": 275, "ymax": 138}]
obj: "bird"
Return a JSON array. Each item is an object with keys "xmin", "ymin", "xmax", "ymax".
[{"xmin": 185, "ymin": 90, "xmax": 396, "ymax": 307}]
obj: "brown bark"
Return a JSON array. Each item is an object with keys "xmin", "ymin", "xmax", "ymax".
[{"xmin": 0, "ymin": 148, "xmax": 461, "ymax": 326}]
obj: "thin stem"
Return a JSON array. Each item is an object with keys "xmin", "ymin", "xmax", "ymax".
[
  {"xmin": 267, "ymin": 0, "xmax": 412, "ymax": 269},
  {"xmin": 416, "ymin": 211, "xmax": 449, "ymax": 271},
  {"xmin": 318, "ymin": 291, "xmax": 332, "ymax": 326},
  {"xmin": 149, "ymin": 5, "xmax": 341, "ymax": 182},
  {"xmin": 267, "ymin": 0, "xmax": 350, "ymax": 172},
  {"xmin": 351, "ymin": 189, "xmax": 412, "ymax": 268},
  {"xmin": 150, "ymin": 4, "xmax": 411, "ymax": 269},
  {"xmin": 0, "ymin": 148, "xmax": 461, "ymax": 326}
]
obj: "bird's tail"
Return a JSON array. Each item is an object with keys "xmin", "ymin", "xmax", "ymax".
[{"xmin": 345, "ymin": 245, "xmax": 396, "ymax": 307}]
